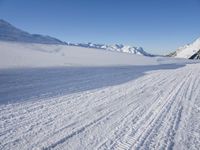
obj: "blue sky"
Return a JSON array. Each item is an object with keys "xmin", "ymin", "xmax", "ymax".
[{"xmin": 0, "ymin": 0, "xmax": 200, "ymax": 54}]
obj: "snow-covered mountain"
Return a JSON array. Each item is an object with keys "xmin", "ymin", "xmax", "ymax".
[
  {"xmin": 69, "ymin": 43, "xmax": 151, "ymax": 56},
  {"xmin": 0, "ymin": 19, "xmax": 66, "ymax": 44},
  {"xmin": 0, "ymin": 19, "xmax": 151, "ymax": 56},
  {"xmin": 169, "ymin": 38, "xmax": 200, "ymax": 59}
]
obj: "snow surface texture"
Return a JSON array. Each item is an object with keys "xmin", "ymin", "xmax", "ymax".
[
  {"xmin": 0, "ymin": 63, "xmax": 200, "ymax": 150},
  {"xmin": 173, "ymin": 38, "xmax": 200, "ymax": 59},
  {"xmin": 0, "ymin": 41, "xmax": 200, "ymax": 150}
]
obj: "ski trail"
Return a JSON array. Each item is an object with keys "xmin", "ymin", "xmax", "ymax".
[
  {"xmin": 99, "ymin": 68, "xmax": 190, "ymax": 150},
  {"xmin": 0, "ymin": 64, "xmax": 200, "ymax": 150}
]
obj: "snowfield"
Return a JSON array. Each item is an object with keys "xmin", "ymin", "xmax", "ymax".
[
  {"xmin": 1, "ymin": 64, "xmax": 200, "ymax": 150},
  {"xmin": 0, "ymin": 41, "xmax": 200, "ymax": 150},
  {"xmin": 0, "ymin": 41, "xmax": 157, "ymax": 68}
]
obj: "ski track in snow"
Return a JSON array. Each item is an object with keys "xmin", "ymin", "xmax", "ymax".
[{"xmin": 0, "ymin": 64, "xmax": 200, "ymax": 150}]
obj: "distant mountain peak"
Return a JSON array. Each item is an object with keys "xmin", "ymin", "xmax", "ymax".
[
  {"xmin": 68, "ymin": 42, "xmax": 152, "ymax": 56},
  {"xmin": 0, "ymin": 19, "xmax": 152, "ymax": 56}
]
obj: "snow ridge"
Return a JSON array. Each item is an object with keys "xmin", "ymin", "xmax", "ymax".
[
  {"xmin": 0, "ymin": 19, "xmax": 66, "ymax": 44},
  {"xmin": 171, "ymin": 37, "xmax": 200, "ymax": 59},
  {"xmin": 0, "ymin": 19, "xmax": 151, "ymax": 56},
  {"xmin": 69, "ymin": 43, "xmax": 151, "ymax": 56}
]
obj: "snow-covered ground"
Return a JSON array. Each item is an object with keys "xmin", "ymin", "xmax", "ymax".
[
  {"xmin": 0, "ymin": 41, "xmax": 197, "ymax": 68},
  {"xmin": 1, "ymin": 63, "xmax": 200, "ymax": 150},
  {"xmin": 0, "ymin": 41, "xmax": 200, "ymax": 150},
  {"xmin": 0, "ymin": 41, "xmax": 157, "ymax": 68}
]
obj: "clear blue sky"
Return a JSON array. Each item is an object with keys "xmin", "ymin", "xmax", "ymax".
[{"xmin": 0, "ymin": 0, "xmax": 200, "ymax": 54}]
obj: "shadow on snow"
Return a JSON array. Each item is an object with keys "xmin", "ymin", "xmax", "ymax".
[{"xmin": 0, "ymin": 64, "xmax": 185, "ymax": 104}]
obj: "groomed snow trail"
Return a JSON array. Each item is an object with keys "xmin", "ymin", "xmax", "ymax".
[{"xmin": 0, "ymin": 64, "xmax": 200, "ymax": 150}]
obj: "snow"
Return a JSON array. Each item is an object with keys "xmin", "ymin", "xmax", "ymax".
[
  {"xmin": 174, "ymin": 38, "xmax": 200, "ymax": 58},
  {"xmin": 0, "ymin": 63, "xmax": 200, "ymax": 149},
  {"xmin": 0, "ymin": 41, "xmax": 157, "ymax": 68},
  {"xmin": 1, "ymin": 41, "xmax": 200, "ymax": 149},
  {"xmin": 0, "ymin": 41, "xmax": 196, "ymax": 69},
  {"xmin": 0, "ymin": 19, "xmax": 65, "ymax": 44},
  {"xmin": 0, "ymin": 19, "xmax": 151, "ymax": 56},
  {"xmin": 70, "ymin": 43, "xmax": 151, "ymax": 56}
]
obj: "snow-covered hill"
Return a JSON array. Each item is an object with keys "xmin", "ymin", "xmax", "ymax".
[
  {"xmin": 0, "ymin": 19, "xmax": 151, "ymax": 56},
  {"xmin": 69, "ymin": 43, "xmax": 151, "ymax": 56},
  {"xmin": 0, "ymin": 19, "xmax": 66, "ymax": 44},
  {"xmin": 0, "ymin": 41, "xmax": 195, "ymax": 69},
  {"xmin": 170, "ymin": 38, "xmax": 200, "ymax": 59}
]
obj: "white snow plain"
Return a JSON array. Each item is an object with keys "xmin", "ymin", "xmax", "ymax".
[
  {"xmin": 0, "ymin": 41, "xmax": 200, "ymax": 150},
  {"xmin": 0, "ymin": 41, "xmax": 157, "ymax": 68}
]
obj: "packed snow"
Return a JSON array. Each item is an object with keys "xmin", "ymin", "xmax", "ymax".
[
  {"xmin": 0, "ymin": 41, "xmax": 200, "ymax": 150},
  {"xmin": 1, "ymin": 63, "xmax": 200, "ymax": 150}
]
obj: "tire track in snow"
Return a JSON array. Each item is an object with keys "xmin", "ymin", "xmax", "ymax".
[
  {"xmin": 99, "ymin": 69, "xmax": 184, "ymax": 149},
  {"xmin": 1, "ymin": 64, "xmax": 200, "ymax": 150},
  {"xmin": 1, "ymin": 69, "xmax": 172, "ymax": 149},
  {"xmin": 110, "ymin": 71, "xmax": 190, "ymax": 150}
]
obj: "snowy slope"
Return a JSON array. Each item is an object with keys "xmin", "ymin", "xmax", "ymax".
[
  {"xmin": 190, "ymin": 49, "xmax": 200, "ymax": 59},
  {"xmin": 0, "ymin": 41, "xmax": 158, "ymax": 68},
  {"xmin": 0, "ymin": 19, "xmax": 151, "ymax": 56},
  {"xmin": 0, "ymin": 19, "xmax": 65, "ymax": 44},
  {"xmin": 0, "ymin": 41, "xmax": 195, "ymax": 69},
  {"xmin": 0, "ymin": 63, "xmax": 200, "ymax": 150},
  {"xmin": 1, "ymin": 20, "xmax": 200, "ymax": 150},
  {"xmin": 0, "ymin": 41, "xmax": 200, "ymax": 150},
  {"xmin": 70, "ymin": 43, "xmax": 151, "ymax": 56},
  {"xmin": 171, "ymin": 38, "xmax": 200, "ymax": 59}
]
